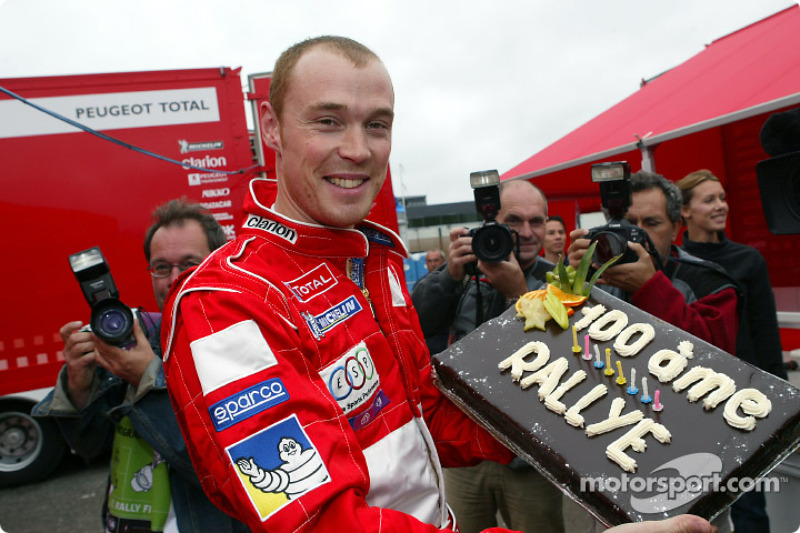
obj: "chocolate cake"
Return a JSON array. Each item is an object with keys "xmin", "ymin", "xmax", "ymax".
[{"xmin": 432, "ymin": 287, "xmax": 800, "ymax": 526}]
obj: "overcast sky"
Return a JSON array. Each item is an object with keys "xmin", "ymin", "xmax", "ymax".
[{"xmin": 1, "ymin": 0, "xmax": 796, "ymax": 203}]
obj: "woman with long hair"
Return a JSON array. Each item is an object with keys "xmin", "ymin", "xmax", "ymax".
[{"xmin": 676, "ymin": 169, "xmax": 787, "ymax": 533}]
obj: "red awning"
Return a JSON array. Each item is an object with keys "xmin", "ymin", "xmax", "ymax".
[{"xmin": 503, "ymin": 5, "xmax": 800, "ymax": 180}]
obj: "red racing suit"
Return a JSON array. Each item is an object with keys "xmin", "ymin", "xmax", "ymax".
[{"xmin": 162, "ymin": 179, "xmax": 514, "ymax": 532}]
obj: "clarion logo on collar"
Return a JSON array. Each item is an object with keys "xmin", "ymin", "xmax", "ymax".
[
  {"xmin": 209, "ymin": 378, "xmax": 289, "ymax": 431},
  {"xmin": 244, "ymin": 214, "xmax": 298, "ymax": 244}
]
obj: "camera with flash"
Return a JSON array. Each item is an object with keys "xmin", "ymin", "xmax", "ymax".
[
  {"xmin": 586, "ymin": 162, "xmax": 656, "ymax": 265},
  {"xmin": 69, "ymin": 246, "xmax": 136, "ymax": 348},
  {"xmin": 467, "ymin": 170, "xmax": 519, "ymax": 264}
]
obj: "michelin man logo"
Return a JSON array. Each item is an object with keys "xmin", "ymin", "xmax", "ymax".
[
  {"xmin": 227, "ymin": 415, "xmax": 330, "ymax": 520},
  {"xmin": 236, "ymin": 437, "xmax": 328, "ymax": 499}
]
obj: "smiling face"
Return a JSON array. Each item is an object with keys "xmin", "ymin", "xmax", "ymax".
[
  {"xmin": 682, "ymin": 180, "xmax": 729, "ymax": 242},
  {"xmin": 261, "ymin": 47, "xmax": 394, "ymax": 228}
]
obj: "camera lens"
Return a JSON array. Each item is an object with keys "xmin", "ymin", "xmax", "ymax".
[
  {"xmin": 473, "ymin": 224, "xmax": 514, "ymax": 263},
  {"xmin": 90, "ymin": 299, "xmax": 134, "ymax": 346},
  {"xmin": 592, "ymin": 231, "xmax": 628, "ymax": 264}
]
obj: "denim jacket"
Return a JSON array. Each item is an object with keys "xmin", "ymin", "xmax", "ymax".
[{"xmin": 33, "ymin": 313, "xmax": 248, "ymax": 533}]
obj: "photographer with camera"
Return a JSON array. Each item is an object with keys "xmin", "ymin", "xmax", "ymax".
[
  {"xmin": 33, "ymin": 199, "xmax": 248, "ymax": 533},
  {"xmin": 412, "ymin": 177, "xmax": 563, "ymax": 533},
  {"xmin": 567, "ymin": 168, "xmax": 739, "ymax": 356}
]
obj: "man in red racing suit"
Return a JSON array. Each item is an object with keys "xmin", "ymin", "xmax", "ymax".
[
  {"xmin": 162, "ymin": 36, "xmax": 715, "ymax": 533},
  {"xmin": 162, "ymin": 179, "xmax": 514, "ymax": 531}
]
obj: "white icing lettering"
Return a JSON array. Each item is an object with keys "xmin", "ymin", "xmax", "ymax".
[
  {"xmin": 498, "ymin": 341, "xmax": 550, "ymax": 382},
  {"xmin": 606, "ymin": 418, "xmax": 671, "ymax": 473},
  {"xmin": 544, "ymin": 370, "xmax": 587, "ymax": 415},
  {"xmin": 613, "ymin": 323, "xmax": 655, "ymax": 357},
  {"xmin": 588, "ymin": 310, "xmax": 629, "ymax": 342},
  {"xmin": 648, "ymin": 348, "xmax": 689, "ymax": 383},
  {"xmin": 520, "ymin": 357, "xmax": 569, "ymax": 398},
  {"xmin": 672, "ymin": 366, "xmax": 736, "ymax": 410},
  {"xmin": 564, "ymin": 384, "xmax": 608, "ymax": 428},
  {"xmin": 723, "ymin": 388, "xmax": 772, "ymax": 431},
  {"xmin": 585, "ymin": 397, "xmax": 644, "ymax": 437}
]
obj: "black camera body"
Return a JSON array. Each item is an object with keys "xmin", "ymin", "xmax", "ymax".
[
  {"xmin": 587, "ymin": 162, "xmax": 657, "ymax": 265},
  {"xmin": 587, "ymin": 218, "xmax": 651, "ymax": 265},
  {"xmin": 69, "ymin": 246, "xmax": 136, "ymax": 348},
  {"xmin": 467, "ymin": 170, "xmax": 519, "ymax": 264}
]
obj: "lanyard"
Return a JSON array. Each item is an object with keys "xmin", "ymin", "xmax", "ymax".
[{"xmin": 348, "ymin": 257, "xmax": 375, "ymax": 317}]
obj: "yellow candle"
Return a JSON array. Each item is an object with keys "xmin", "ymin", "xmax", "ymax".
[
  {"xmin": 604, "ymin": 348, "xmax": 615, "ymax": 376},
  {"xmin": 572, "ymin": 325, "xmax": 581, "ymax": 353},
  {"xmin": 615, "ymin": 360, "xmax": 627, "ymax": 385}
]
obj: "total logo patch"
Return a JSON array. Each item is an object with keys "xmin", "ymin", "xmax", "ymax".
[
  {"xmin": 244, "ymin": 214, "xmax": 298, "ymax": 244},
  {"xmin": 284, "ymin": 263, "xmax": 337, "ymax": 303},
  {"xmin": 302, "ymin": 295, "xmax": 361, "ymax": 339},
  {"xmin": 209, "ymin": 378, "xmax": 289, "ymax": 431},
  {"xmin": 228, "ymin": 415, "xmax": 330, "ymax": 521},
  {"xmin": 318, "ymin": 342, "xmax": 383, "ymax": 417}
]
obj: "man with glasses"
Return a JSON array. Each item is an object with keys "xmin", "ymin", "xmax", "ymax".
[
  {"xmin": 34, "ymin": 199, "xmax": 247, "ymax": 533},
  {"xmin": 411, "ymin": 179, "xmax": 564, "ymax": 533}
]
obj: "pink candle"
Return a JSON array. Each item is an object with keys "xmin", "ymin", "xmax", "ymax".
[
  {"xmin": 653, "ymin": 389, "xmax": 663, "ymax": 412},
  {"xmin": 583, "ymin": 334, "xmax": 592, "ymax": 360}
]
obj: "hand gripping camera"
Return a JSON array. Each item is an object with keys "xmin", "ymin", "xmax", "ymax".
[
  {"xmin": 586, "ymin": 162, "xmax": 657, "ymax": 265},
  {"xmin": 467, "ymin": 170, "xmax": 520, "ymax": 265},
  {"xmin": 69, "ymin": 246, "xmax": 136, "ymax": 348}
]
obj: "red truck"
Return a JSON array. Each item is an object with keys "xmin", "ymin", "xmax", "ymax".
[{"xmin": 0, "ymin": 67, "xmax": 399, "ymax": 486}]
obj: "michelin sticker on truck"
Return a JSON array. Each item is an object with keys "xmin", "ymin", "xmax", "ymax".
[{"xmin": 179, "ymin": 140, "xmax": 224, "ymax": 153}]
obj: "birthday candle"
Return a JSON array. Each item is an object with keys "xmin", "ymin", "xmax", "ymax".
[
  {"xmin": 653, "ymin": 389, "xmax": 664, "ymax": 412},
  {"xmin": 615, "ymin": 360, "xmax": 627, "ymax": 385},
  {"xmin": 626, "ymin": 367, "xmax": 639, "ymax": 395},
  {"xmin": 641, "ymin": 376, "xmax": 652, "ymax": 404},
  {"xmin": 604, "ymin": 348, "xmax": 615, "ymax": 376},
  {"xmin": 583, "ymin": 334, "xmax": 592, "ymax": 360},
  {"xmin": 572, "ymin": 325, "xmax": 581, "ymax": 353},
  {"xmin": 594, "ymin": 348, "xmax": 604, "ymax": 369}
]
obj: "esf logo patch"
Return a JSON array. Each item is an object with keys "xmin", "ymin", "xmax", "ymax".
[
  {"xmin": 209, "ymin": 378, "xmax": 289, "ymax": 432},
  {"xmin": 319, "ymin": 342, "xmax": 382, "ymax": 416},
  {"xmin": 284, "ymin": 263, "xmax": 337, "ymax": 303},
  {"xmin": 227, "ymin": 415, "xmax": 330, "ymax": 521},
  {"xmin": 303, "ymin": 296, "xmax": 361, "ymax": 339}
]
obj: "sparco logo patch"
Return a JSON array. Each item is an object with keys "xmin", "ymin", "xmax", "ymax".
[
  {"xmin": 244, "ymin": 214, "xmax": 298, "ymax": 244},
  {"xmin": 209, "ymin": 378, "xmax": 289, "ymax": 431},
  {"xmin": 303, "ymin": 296, "xmax": 361, "ymax": 338},
  {"xmin": 285, "ymin": 263, "xmax": 337, "ymax": 302}
]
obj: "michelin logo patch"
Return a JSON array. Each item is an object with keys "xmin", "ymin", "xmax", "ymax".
[
  {"xmin": 303, "ymin": 295, "xmax": 362, "ymax": 339},
  {"xmin": 228, "ymin": 415, "xmax": 330, "ymax": 521},
  {"xmin": 244, "ymin": 213, "xmax": 298, "ymax": 244},
  {"xmin": 319, "ymin": 342, "xmax": 386, "ymax": 419},
  {"xmin": 209, "ymin": 378, "xmax": 289, "ymax": 431}
]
